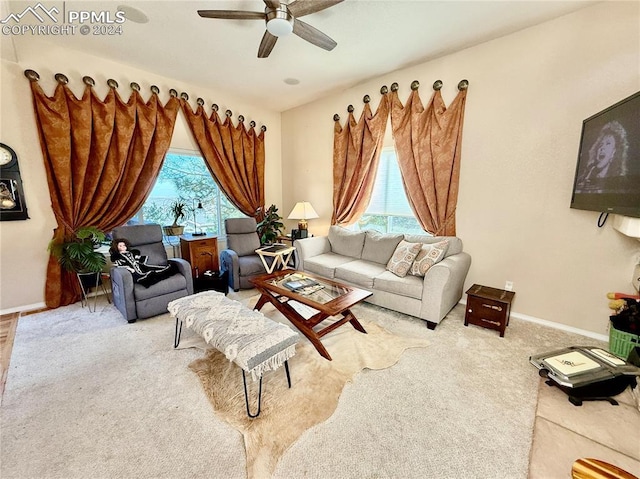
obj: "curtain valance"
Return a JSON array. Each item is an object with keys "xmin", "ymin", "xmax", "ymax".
[
  {"xmin": 26, "ymin": 71, "xmax": 174, "ymax": 307},
  {"xmin": 25, "ymin": 69, "xmax": 268, "ymax": 307},
  {"xmin": 332, "ymin": 88, "xmax": 390, "ymax": 226},
  {"xmin": 180, "ymin": 98, "xmax": 266, "ymax": 219},
  {"xmin": 332, "ymin": 79, "xmax": 469, "ymax": 235}
]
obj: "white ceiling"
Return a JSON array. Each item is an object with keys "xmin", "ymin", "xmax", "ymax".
[{"xmin": 10, "ymin": 0, "xmax": 597, "ymax": 111}]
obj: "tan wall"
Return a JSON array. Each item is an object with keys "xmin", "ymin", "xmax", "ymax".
[
  {"xmin": 281, "ymin": 2, "xmax": 640, "ymax": 337},
  {"xmin": 0, "ymin": 39, "xmax": 282, "ymax": 312}
]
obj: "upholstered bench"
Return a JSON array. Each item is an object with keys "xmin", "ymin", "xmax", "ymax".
[{"xmin": 168, "ymin": 291, "xmax": 299, "ymax": 417}]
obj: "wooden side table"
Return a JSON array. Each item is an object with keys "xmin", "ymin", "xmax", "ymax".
[
  {"xmin": 179, "ymin": 234, "xmax": 219, "ymax": 279},
  {"xmin": 464, "ymin": 284, "xmax": 515, "ymax": 337}
]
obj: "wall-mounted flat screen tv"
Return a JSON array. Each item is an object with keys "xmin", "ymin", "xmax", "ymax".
[{"xmin": 570, "ymin": 91, "xmax": 640, "ymax": 218}]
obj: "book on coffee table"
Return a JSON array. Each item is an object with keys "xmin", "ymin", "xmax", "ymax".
[{"xmin": 283, "ymin": 277, "xmax": 319, "ymax": 292}]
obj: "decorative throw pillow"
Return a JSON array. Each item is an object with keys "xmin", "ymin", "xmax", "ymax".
[
  {"xmin": 409, "ymin": 240, "xmax": 449, "ymax": 277},
  {"xmin": 386, "ymin": 241, "xmax": 422, "ymax": 277}
]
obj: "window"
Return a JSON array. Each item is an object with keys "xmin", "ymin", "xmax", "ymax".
[
  {"xmin": 131, "ymin": 151, "xmax": 245, "ymax": 236},
  {"xmin": 352, "ymin": 147, "xmax": 424, "ymax": 235}
]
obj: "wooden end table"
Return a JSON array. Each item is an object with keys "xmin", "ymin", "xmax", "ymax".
[
  {"xmin": 250, "ymin": 270, "xmax": 372, "ymax": 360},
  {"xmin": 464, "ymin": 284, "xmax": 515, "ymax": 337}
]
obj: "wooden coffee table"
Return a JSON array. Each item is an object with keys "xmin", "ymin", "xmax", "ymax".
[{"xmin": 250, "ymin": 270, "xmax": 372, "ymax": 360}]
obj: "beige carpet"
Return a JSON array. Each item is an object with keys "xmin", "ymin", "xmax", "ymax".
[
  {"xmin": 187, "ymin": 300, "xmax": 429, "ymax": 479},
  {"xmin": 1, "ymin": 291, "xmax": 609, "ymax": 478}
]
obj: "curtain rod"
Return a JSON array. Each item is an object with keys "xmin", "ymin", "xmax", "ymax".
[
  {"xmin": 24, "ymin": 69, "xmax": 267, "ymax": 131},
  {"xmin": 333, "ymin": 79, "xmax": 469, "ymax": 121}
]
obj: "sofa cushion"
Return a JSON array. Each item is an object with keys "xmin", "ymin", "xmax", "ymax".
[
  {"xmin": 387, "ymin": 241, "xmax": 422, "ymax": 277},
  {"xmin": 373, "ymin": 271, "xmax": 424, "ymax": 300},
  {"xmin": 404, "ymin": 234, "xmax": 463, "ymax": 257},
  {"xmin": 409, "ymin": 240, "xmax": 449, "ymax": 277},
  {"xmin": 304, "ymin": 252, "xmax": 356, "ymax": 279},
  {"xmin": 361, "ymin": 230, "xmax": 404, "ymax": 265},
  {"xmin": 335, "ymin": 260, "xmax": 386, "ymax": 290},
  {"xmin": 134, "ymin": 272, "xmax": 187, "ymax": 301},
  {"xmin": 328, "ymin": 226, "xmax": 366, "ymax": 258}
]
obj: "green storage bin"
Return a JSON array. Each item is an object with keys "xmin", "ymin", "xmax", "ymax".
[{"xmin": 609, "ymin": 324, "xmax": 640, "ymax": 360}]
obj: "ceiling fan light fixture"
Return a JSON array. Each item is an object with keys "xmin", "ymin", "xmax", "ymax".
[{"xmin": 266, "ymin": 9, "xmax": 293, "ymax": 37}]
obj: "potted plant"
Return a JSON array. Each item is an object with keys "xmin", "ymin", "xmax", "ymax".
[
  {"xmin": 256, "ymin": 204, "xmax": 285, "ymax": 245},
  {"xmin": 48, "ymin": 226, "xmax": 107, "ymax": 290},
  {"xmin": 163, "ymin": 200, "xmax": 186, "ymax": 236}
]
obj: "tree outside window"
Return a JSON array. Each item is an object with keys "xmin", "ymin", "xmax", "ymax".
[{"xmin": 133, "ymin": 152, "xmax": 245, "ymax": 236}]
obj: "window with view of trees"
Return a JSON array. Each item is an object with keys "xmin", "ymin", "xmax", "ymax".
[
  {"xmin": 131, "ymin": 151, "xmax": 246, "ymax": 236},
  {"xmin": 352, "ymin": 147, "xmax": 425, "ymax": 235}
]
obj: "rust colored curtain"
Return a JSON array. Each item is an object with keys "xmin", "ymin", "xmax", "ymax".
[
  {"xmin": 332, "ymin": 94, "xmax": 389, "ymax": 225},
  {"xmin": 29, "ymin": 78, "xmax": 179, "ymax": 308},
  {"xmin": 180, "ymin": 102, "xmax": 265, "ymax": 219},
  {"xmin": 390, "ymin": 86, "xmax": 467, "ymax": 236}
]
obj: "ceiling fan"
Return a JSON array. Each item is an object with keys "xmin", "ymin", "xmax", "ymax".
[{"xmin": 198, "ymin": 0, "xmax": 344, "ymax": 58}]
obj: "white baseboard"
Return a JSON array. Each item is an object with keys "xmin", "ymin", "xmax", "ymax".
[
  {"xmin": 0, "ymin": 301, "xmax": 47, "ymax": 316},
  {"xmin": 458, "ymin": 299, "xmax": 608, "ymax": 342}
]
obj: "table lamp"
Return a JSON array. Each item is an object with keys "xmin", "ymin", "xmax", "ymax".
[
  {"xmin": 288, "ymin": 201, "xmax": 319, "ymax": 230},
  {"xmin": 192, "ymin": 198, "xmax": 206, "ymax": 236}
]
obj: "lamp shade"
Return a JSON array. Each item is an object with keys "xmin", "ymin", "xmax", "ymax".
[{"xmin": 288, "ymin": 202, "xmax": 319, "ymax": 230}]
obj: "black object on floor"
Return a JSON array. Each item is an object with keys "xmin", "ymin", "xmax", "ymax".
[
  {"xmin": 194, "ymin": 270, "xmax": 228, "ymax": 295},
  {"xmin": 530, "ymin": 346, "xmax": 640, "ymax": 406}
]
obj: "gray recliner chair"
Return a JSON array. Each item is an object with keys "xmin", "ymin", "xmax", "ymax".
[
  {"xmin": 220, "ymin": 218, "xmax": 269, "ymax": 291},
  {"xmin": 110, "ymin": 224, "xmax": 193, "ymax": 323}
]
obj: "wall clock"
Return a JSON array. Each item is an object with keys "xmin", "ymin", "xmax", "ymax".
[{"xmin": 0, "ymin": 142, "xmax": 30, "ymax": 221}]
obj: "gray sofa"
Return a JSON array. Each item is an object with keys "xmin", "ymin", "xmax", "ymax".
[{"xmin": 294, "ymin": 226, "xmax": 471, "ymax": 329}]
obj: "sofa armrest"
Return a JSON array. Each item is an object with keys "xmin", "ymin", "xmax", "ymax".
[
  {"xmin": 109, "ymin": 266, "xmax": 137, "ymax": 321},
  {"xmin": 168, "ymin": 258, "xmax": 194, "ymax": 295},
  {"xmin": 419, "ymin": 252, "xmax": 472, "ymax": 324},
  {"xmin": 220, "ymin": 249, "xmax": 240, "ymax": 291},
  {"xmin": 293, "ymin": 236, "xmax": 331, "ymax": 269}
]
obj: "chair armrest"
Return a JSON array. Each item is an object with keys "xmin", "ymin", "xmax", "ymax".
[
  {"xmin": 293, "ymin": 236, "xmax": 331, "ymax": 269},
  {"xmin": 220, "ymin": 249, "xmax": 240, "ymax": 291},
  {"xmin": 169, "ymin": 258, "xmax": 194, "ymax": 295},
  {"xmin": 109, "ymin": 266, "xmax": 137, "ymax": 321}
]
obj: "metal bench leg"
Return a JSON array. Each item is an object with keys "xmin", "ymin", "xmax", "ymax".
[
  {"xmin": 242, "ymin": 371, "xmax": 263, "ymax": 418},
  {"xmin": 174, "ymin": 318, "xmax": 182, "ymax": 348},
  {"xmin": 284, "ymin": 360, "xmax": 292, "ymax": 388},
  {"xmin": 242, "ymin": 361, "xmax": 292, "ymax": 418}
]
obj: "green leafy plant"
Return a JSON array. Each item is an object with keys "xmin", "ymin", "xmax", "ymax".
[
  {"xmin": 256, "ymin": 204, "xmax": 284, "ymax": 245},
  {"xmin": 48, "ymin": 226, "xmax": 107, "ymax": 273}
]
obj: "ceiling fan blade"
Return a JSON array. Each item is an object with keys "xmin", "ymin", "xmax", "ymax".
[
  {"xmin": 292, "ymin": 18, "xmax": 337, "ymax": 51},
  {"xmin": 263, "ymin": 0, "xmax": 281, "ymax": 9},
  {"xmin": 288, "ymin": 0, "xmax": 344, "ymax": 18},
  {"xmin": 258, "ymin": 31, "xmax": 278, "ymax": 58},
  {"xmin": 197, "ymin": 10, "xmax": 264, "ymax": 20}
]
